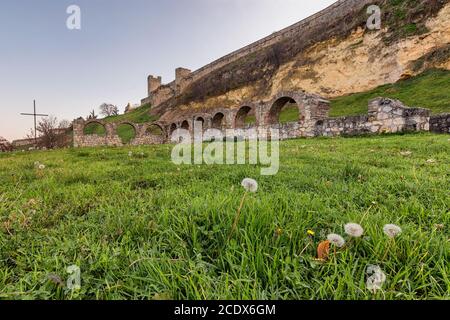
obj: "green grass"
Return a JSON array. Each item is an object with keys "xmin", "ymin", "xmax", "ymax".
[
  {"xmin": 279, "ymin": 104, "xmax": 300, "ymax": 123},
  {"xmin": 329, "ymin": 69, "xmax": 450, "ymax": 117},
  {"xmin": 0, "ymin": 133, "xmax": 449, "ymax": 300}
]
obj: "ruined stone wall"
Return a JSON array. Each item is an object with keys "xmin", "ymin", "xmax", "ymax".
[
  {"xmin": 73, "ymin": 119, "xmax": 166, "ymax": 148},
  {"xmin": 74, "ymin": 96, "xmax": 439, "ymax": 148},
  {"xmin": 430, "ymin": 113, "xmax": 450, "ymax": 133}
]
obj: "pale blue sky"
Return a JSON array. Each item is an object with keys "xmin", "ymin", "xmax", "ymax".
[{"xmin": 0, "ymin": 0, "xmax": 335, "ymax": 141}]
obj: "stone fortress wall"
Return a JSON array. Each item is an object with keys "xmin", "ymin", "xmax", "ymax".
[{"xmin": 141, "ymin": 0, "xmax": 379, "ymax": 107}]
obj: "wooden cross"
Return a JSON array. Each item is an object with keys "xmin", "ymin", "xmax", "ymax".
[{"xmin": 20, "ymin": 100, "xmax": 48, "ymax": 147}]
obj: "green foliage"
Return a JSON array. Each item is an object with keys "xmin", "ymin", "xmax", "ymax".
[
  {"xmin": 0, "ymin": 133, "xmax": 448, "ymax": 299},
  {"xmin": 279, "ymin": 104, "xmax": 300, "ymax": 123},
  {"xmin": 116, "ymin": 124, "xmax": 136, "ymax": 144},
  {"xmin": 330, "ymin": 69, "xmax": 450, "ymax": 117}
]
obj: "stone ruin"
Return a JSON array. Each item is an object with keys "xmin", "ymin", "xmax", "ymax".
[
  {"xmin": 0, "ymin": 137, "xmax": 13, "ymax": 152},
  {"xmin": 73, "ymin": 92, "xmax": 447, "ymax": 148}
]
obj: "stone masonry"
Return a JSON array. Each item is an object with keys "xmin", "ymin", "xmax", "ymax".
[{"xmin": 73, "ymin": 95, "xmax": 441, "ymax": 148}]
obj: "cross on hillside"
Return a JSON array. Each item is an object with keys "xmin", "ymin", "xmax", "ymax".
[{"xmin": 20, "ymin": 100, "xmax": 48, "ymax": 147}]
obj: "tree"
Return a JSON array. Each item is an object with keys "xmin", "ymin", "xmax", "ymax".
[
  {"xmin": 99, "ymin": 103, "xmax": 119, "ymax": 117},
  {"xmin": 87, "ymin": 109, "xmax": 97, "ymax": 120},
  {"xmin": 59, "ymin": 119, "xmax": 71, "ymax": 129},
  {"xmin": 33, "ymin": 116, "xmax": 68, "ymax": 149}
]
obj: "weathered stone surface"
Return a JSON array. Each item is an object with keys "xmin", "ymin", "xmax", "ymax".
[
  {"xmin": 430, "ymin": 113, "xmax": 450, "ymax": 133},
  {"xmin": 0, "ymin": 137, "xmax": 13, "ymax": 152},
  {"xmin": 73, "ymin": 95, "xmax": 441, "ymax": 148}
]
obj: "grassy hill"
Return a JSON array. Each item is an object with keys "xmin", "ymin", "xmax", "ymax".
[
  {"xmin": 0, "ymin": 133, "xmax": 448, "ymax": 299},
  {"xmin": 329, "ymin": 69, "xmax": 450, "ymax": 117}
]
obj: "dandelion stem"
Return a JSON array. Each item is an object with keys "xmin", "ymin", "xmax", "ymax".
[
  {"xmin": 228, "ymin": 192, "xmax": 247, "ymax": 241},
  {"xmin": 382, "ymin": 239, "xmax": 393, "ymax": 261}
]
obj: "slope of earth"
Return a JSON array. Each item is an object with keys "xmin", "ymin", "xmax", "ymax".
[
  {"xmin": 330, "ymin": 68, "xmax": 450, "ymax": 117},
  {"xmin": 0, "ymin": 133, "xmax": 448, "ymax": 299}
]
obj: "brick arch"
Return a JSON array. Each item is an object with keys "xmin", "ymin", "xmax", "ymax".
[{"xmin": 234, "ymin": 103, "xmax": 258, "ymax": 128}]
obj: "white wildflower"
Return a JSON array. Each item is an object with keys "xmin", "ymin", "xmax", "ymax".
[
  {"xmin": 38, "ymin": 164, "xmax": 45, "ymax": 170},
  {"xmin": 399, "ymin": 151, "xmax": 412, "ymax": 156},
  {"xmin": 344, "ymin": 223, "xmax": 364, "ymax": 238},
  {"xmin": 366, "ymin": 265, "xmax": 386, "ymax": 292},
  {"xmin": 327, "ymin": 234, "xmax": 346, "ymax": 247},
  {"xmin": 128, "ymin": 151, "xmax": 133, "ymax": 157},
  {"xmin": 241, "ymin": 178, "xmax": 258, "ymax": 193},
  {"xmin": 426, "ymin": 159, "xmax": 436, "ymax": 163},
  {"xmin": 383, "ymin": 224, "xmax": 402, "ymax": 238}
]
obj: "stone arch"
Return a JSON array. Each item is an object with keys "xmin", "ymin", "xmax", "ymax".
[
  {"xmin": 234, "ymin": 105, "xmax": 257, "ymax": 128},
  {"xmin": 266, "ymin": 96, "xmax": 304, "ymax": 125},
  {"xmin": 181, "ymin": 120, "xmax": 190, "ymax": 130},
  {"xmin": 116, "ymin": 122, "xmax": 138, "ymax": 144},
  {"xmin": 145, "ymin": 123, "xmax": 165, "ymax": 136},
  {"xmin": 212, "ymin": 112, "xmax": 225, "ymax": 129},
  {"xmin": 169, "ymin": 123, "xmax": 178, "ymax": 135},
  {"xmin": 83, "ymin": 120, "xmax": 107, "ymax": 136}
]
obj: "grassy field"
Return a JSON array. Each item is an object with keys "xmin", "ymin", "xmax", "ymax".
[{"xmin": 0, "ymin": 133, "xmax": 448, "ymax": 300}]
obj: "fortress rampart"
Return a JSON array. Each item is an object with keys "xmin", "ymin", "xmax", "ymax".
[{"xmin": 141, "ymin": 0, "xmax": 379, "ymax": 107}]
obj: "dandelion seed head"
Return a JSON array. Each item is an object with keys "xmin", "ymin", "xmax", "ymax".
[
  {"xmin": 38, "ymin": 164, "xmax": 45, "ymax": 170},
  {"xmin": 327, "ymin": 233, "xmax": 346, "ymax": 247},
  {"xmin": 366, "ymin": 264, "xmax": 386, "ymax": 292},
  {"xmin": 383, "ymin": 224, "xmax": 402, "ymax": 238},
  {"xmin": 344, "ymin": 223, "xmax": 364, "ymax": 238},
  {"xmin": 241, "ymin": 178, "xmax": 258, "ymax": 193}
]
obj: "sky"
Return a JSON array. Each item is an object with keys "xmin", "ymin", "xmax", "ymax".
[{"xmin": 0, "ymin": 0, "xmax": 336, "ymax": 141}]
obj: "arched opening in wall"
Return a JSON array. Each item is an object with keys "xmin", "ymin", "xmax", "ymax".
[
  {"xmin": 268, "ymin": 97, "xmax": 302, "ymax": 125},
  {"xmin": 146, "ymin": 124, "xmax": 164, "ymax": 136},
  {"xmin": 212, "ymin": 112, "xmax": 225, "ymax": 129},
  {"xmin": 181, "ymin": 120, "xmax": 190, "ymax": 130},
  {"xmin": 169, "ymin": 123, "xmax": 177, "ymax": 135},
  {"xmin": 195, "ymin": 117, "xmax": 205, "ymax": 128},
  {"xmin": 235, "ymin": 106, "xmax": 256, "ymax": 128},
  {"xmin": 83, "ymin": 122, "xmax": 106, "ymax": 136},
  {"xmin": 117, "ymin": 123, "xmax": 136, "ymax": 144}
]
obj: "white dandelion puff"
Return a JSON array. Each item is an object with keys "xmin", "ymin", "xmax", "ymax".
[
  {"xmin": 344, "ymin": 223, "xmax": 364, "ymax": 238},
  {"xmin": 128, "ymin": 151, "xmax": 133, "ymax": 157},
  {"xmin": 241, "ymin": 178, "xmax": 258, "ymax": 193},
  {"xmin": 38, "ymin": 164, "xmax": 46, "ymax": 170},
  {"xmin": 327, "ymin": 234, "xmax": 346, "ymax": 247},
  {"xmin": 383, "ymin": 224, "xmax": 402, "ymax": 238},
  {"xmin": 366, "ymin": 265, "xmax": 386, "ymax": 292}
]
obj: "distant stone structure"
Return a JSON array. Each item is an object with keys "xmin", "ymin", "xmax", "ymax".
[
  {"xmin": 0, "ymin": 137, "xmax": 13, "ymax": 152},
  {"xmin": 73, "ymin": 95, "xmax": 435, "ymax": 148}
]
